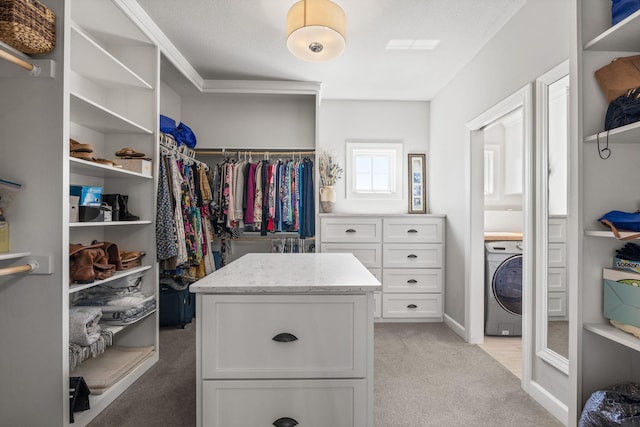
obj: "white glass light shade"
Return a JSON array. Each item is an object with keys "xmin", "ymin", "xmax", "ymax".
[{"xmin": 286, "ymin": 0, "xmax": 346, "ymax": 62}]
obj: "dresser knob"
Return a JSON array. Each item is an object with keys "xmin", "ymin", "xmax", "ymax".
[
  {"xmin": 345, "ymin": 228, "xmax": 356, "ymax": 233},
  {"xmin": 407, "ymin": 229, "xmax": 418, "ymax": 233},
  {"xmin": 407, "ymin": 254, "xmax": 417, "ymax": 258},
  {"xmin": 407, "ymin": 279, "xmax": 418, "ymax": 284},
  {"xmin": 407, "ymin": 304, "xmax": 418, "ymax": 309},
  {"xmin": 272, "ymin": 332, "xmax": 298, "ymax": 343},
  {"xmin": 273, "ymin": 417, "xmax": 298, "ymax": 427}
]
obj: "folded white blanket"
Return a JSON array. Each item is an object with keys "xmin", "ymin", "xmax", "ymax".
[{"xmin": 69, "ymin": 307, "xmax": 102, "ymax": 346}]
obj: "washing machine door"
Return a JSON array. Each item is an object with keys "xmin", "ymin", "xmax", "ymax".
[{"xmin": 492, "ymin": 254, "xmax": 522, "ymax": 316}]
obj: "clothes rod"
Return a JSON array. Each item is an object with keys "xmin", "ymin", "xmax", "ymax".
[
  {"xmin": 0, "ymin": 262, "xmax": 37, "ymax": 277},
  {"xmin": 0, "ymin": 48, "xmax": 35, "ymax": 72},
  {"xmin": 195, "ymin": 149, "xmax": 315, "ymax": 156}
]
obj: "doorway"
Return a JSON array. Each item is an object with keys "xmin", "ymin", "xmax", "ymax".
[{"xmin": 464, "ymin": 84, "xmax": 533, "ymax": 387}]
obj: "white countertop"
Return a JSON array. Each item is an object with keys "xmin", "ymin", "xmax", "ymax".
[{"xmin": 190, "ymin": 253, "xmax": 382, "ymax": 294}]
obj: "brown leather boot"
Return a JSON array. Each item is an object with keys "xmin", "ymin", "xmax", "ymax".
[
  {"xmin": 92, "ymin": 240, "xmax": 123, "ymax": 271},
  {"xmin": 70, "ymin": 249, "xmax": 96, "ymax": 284}
]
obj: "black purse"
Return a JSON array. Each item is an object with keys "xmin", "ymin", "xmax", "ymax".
[
  {"xmin": 69, "ymin": 376, "xmax": 90, "ymax": 423},
  {"xmin": 605, "ymin": 87, "xmax": 640, "ymax": 130}
]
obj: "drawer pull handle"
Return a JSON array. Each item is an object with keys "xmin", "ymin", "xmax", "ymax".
[
  {"xmin": 407, "ymin": 279, "xmax": 418, "ymax": 284},
  {"xmin": 345, "ymin": 228, "xmax": 356, "ymax": 233},
  {"xmin": 407, "ymin": 254, "xmax": 418, "ymax": 258},
  {"xmin": 272, "ymin": 332, "xmax": 298, "ymax": 343},
  {"xmin": 407, "ymin": 304, "xmax": 418, "ymax": 309},
  {"xmin": 407, "ymin": 229, "xmax": 418, "ymax": 233},
  {"xmin": 273, "ymin": 417, "xmax": 298, "ymax": 427}
]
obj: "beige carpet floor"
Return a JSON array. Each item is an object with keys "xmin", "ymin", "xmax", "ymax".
[{"xmin": 88, "ymin": 322, "xmax": 563, "ymax": 427}]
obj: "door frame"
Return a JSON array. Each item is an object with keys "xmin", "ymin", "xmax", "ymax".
[{"xmin": 464, "ymin": 84, "xmax": 533, "ymax": 389}]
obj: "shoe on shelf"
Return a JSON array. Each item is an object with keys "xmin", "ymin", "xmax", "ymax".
[
  {"xmin": 115, "ymin": 147, "xmax": 145, "ymax": 158},
  {"xmin": 70, "ymin": 139, "xmax": 93, "ymax": 153}
]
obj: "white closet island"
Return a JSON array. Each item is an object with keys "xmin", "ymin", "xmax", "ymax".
[{"xmin": 191, "ymin": 253, "xmax": 381, "ymax": 427}]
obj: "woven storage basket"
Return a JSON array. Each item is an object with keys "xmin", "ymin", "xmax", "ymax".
[{"xmin": 0, "ymin": 0, "xmax": 55, "ymax": 54}]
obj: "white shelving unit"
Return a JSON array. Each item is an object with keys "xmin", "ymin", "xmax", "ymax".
[
  {"xmin": 66, "ymin": 1, "xmax": 160, "ymax": 425},
  {"xmin": 0, "ymin": 1, "xmax": 160, "ymax": 424},
  {"xmin": 576, "ymin": 2, "xmax": 640, "ymax": 422}
]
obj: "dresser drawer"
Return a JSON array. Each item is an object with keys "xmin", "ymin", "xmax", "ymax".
[
  {"xmin": 383, "ymin": 217, "xmax": 443, "ymax": 243},
  {"xmin": 321, "ymin": 217, "xmax": 381, "ymax": 243},
  {"xmin": 382, "ymin": 244, "xmax": 442, "ymax": 269},
  {"xmin": 382, "ymin": 293, "xmax": 443, "ymax": 318},
  {"xmin": 548, "ymin": 243, "xmax": 566, "ymax": 268},
  {"xmin": 201, "ymin": 294, "xmax": 367, "ymax": 379},
  {"xmin": 382, "ymin": 268, "xmax": 442, "ymax": 293},
  {"xmin": 321, "ymin": 243, "xmax": 382, "ymax": 268},
  {"xmin": 203, "ymin": 379, "xmax": 367, "ymax": 427}
]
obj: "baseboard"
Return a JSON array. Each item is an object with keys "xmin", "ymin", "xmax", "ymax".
[
  {"xmin": 444, "ymin": 313, "xmax": 466, "ymax": 341},
  {"xmin": 528, "ymin": 380, "xmax": 568, "ymax": 426}
]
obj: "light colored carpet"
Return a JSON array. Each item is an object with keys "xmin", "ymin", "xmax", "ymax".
[{"xmin": 89, "ymin": 322, "xmax": 563, "ymax": 427}]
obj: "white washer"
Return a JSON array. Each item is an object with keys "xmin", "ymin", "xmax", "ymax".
[{"xmin": 485, "ymin": 240, "xmax": 523, "ymax": 336}]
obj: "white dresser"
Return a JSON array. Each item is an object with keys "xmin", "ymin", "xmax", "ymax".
[
  {"xmin": 190, "ymin": 253, "xmax": 380, "ymax": 427},
  {"xmin": 320, "ymin": 214, "xmax": 445, "ymax": 321},
  {"xmin": 548, "ymin": 217, "xmax": 567, "ymax": 319}
]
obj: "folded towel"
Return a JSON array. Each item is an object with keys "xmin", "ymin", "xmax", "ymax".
[
  {"xmin": 69, "ymin": 329, "xmax": 114, "ymax": 371},
  {"xmin": 69, "ymin": 307, "xmax": 102, "ymax": 346}
]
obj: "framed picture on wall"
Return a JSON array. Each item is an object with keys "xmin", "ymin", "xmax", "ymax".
[{"xmin": 408, "ymin": 153, "xmax": 426, "ymax": 214}]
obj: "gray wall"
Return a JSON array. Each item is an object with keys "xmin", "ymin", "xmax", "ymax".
[{"xmin": 429, "ymin": 0, "xmax": 571, "ymax": 412}]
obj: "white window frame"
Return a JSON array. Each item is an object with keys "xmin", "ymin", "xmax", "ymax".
[{"xmin": 345, "ymin": 140, "xmax": 403, "ymax": 200}]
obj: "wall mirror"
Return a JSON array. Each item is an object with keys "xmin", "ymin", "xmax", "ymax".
[{"xmin": 535, "ymin": 60, "xmax": 570, "ymax": 374}]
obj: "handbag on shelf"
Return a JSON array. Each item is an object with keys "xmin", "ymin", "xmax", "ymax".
[
  {"xmin": 599, "ymin": 210, "xmax": 640, "ymax": 240},
  {"xmin": 69, "ymin": 376, "xmax": 90, "ymax": 423},
  {"xmin": 604, "ymin": 87, "xmax": 640, "ymax": 130},
  {"xmin": 595, "ymin": 55, "xmax": 640, "ymax": 103},
  {"xmin": 612, "ymin": 0, "xmax": 640, "ymax": 26}
]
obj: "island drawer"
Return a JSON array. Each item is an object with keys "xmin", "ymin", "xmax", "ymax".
[
  {"xmin": 382, "ymin": 244, "xmax": 442, "ymax": 269},
  {"xmin": 321, "ymin": 217, "xmax": 381, "ymax": 243},
  {"xmin": 382, "ymin": 293, "xmax": 443, "ymax": 318},
  {"xmin": 200, "ymin": 294, "xmax": 368, "ymax": 379},
  {"xmin": 203, "ymin": 379, "xmax": 367, "ymax": 427},
  {"xmin": 383, "ymin": 217, "xmax": 443, "ymax": 243},
  {"xmin": 382, "ymin": 268, "xmax": 442, "ymax": 293}
]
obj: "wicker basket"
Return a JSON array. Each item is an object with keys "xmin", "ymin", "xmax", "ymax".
[{"xmin": 0, "ymin": 0, "xmax": 55, "ymax": 54}]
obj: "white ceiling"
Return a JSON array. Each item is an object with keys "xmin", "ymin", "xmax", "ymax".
[{"xmin": 135, "ymin": 0, "xmax": 527, "ymax": 100}]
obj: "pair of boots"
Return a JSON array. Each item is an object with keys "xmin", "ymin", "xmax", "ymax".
[
  {"xmin": 69, "ymin": 243, "xmax": 116, "ymax": 284},
  {"xmin": 101, "ymin": 194, "xmax": 139, "ymax": 221}
]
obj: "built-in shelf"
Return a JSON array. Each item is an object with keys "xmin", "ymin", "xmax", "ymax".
[
  {"xmin": 70, "ymin": 157, "xmax": 153, "ymax": 179},
  {"xmin": 70, "ymin": 220, "xmax": 152, "ymax": 228},
  {"xmin": 0, "ymin": 251, "xmax": 30, "ymax": 261},
  {"xmin": 585, "ymin": 230, "xmax": 640, "ymax": 239},
  {"xmin": 101, "ymin": 309, "xmax": 156, "ymax": 334},
  {"xmin": 584, "ymin": 323, "xmax": 640, "ymax": 352},
  {"xmin": 70, "ymin": 92, "xmax": 153, "ymax": 135},
  {"xmin": 583, "ymin": 121, "xmax": 640, "ymax": 144},
  {"xmin": 71, "ymin": 25, "xmax": 153, "ymax": 90},
  {"xmin": 69, "ymin": 265, "xmax": 151, "ymax": 294},
  {"xmin": 583, "ymin": 9, "xmax": 640, "ymax": 52}
]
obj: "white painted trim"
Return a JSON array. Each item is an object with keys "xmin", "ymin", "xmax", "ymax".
[
  {"xmin": 465, "ymin": 85, "xmax": 531, "ymax": 348},
  {"xmin": 535, "ymin": 60, "xmax": 570, "ymax": 375},
  {"xmin": 444, "ymin": 313, "xmax": 465, "ymax": 340},
  {"xmin": 117, "ymin": 0, "xmax": 321, "ymax": 97},
  {"xmin": 200, "ymin": 79, "xmax": 321, "ymax": 95},
  {"xmin": 528, "ymin": 380, "xmax": 569, "ymax": 426}
]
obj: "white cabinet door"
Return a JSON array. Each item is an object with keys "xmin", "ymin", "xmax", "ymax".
[
  {"xmin": 203, "ymin": 379, "xmax": 367, "ymax": 427},
  {"xmin": 321, "ymin": 217, "xmax": 381, "ymax": 243},
  {"xmin": 383, "ymin": 244, "xmax": 442, "ymax": 269},
  {"xmin": 383, "ymin": 217, "xmax": 443, "ymax": 243},
  {"xmin": 382, "ymin": 293, "xmax": 443, "ymax": 318},
  {"xmin": 382, "ymin": 268, "xmax": 442, "ymax": 293},
  {"xmin": 322, "ymin": 243, "xmax": 382, "ymax": 268},
  {"xmin": 201, "ymin": 294, "xmax": 367, "ymax": 379}
]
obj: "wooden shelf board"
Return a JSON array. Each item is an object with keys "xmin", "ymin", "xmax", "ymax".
[
  {"xmin": 69, "ymin": 220, "xmax": 152, "ymax": 228},
  {"xmin": 584, "ymin": 10, "xmax": 640, "ymax": 51},
  {"xmin": 70, "ymin": 157, "xmax": 152, "ymax": 180},
  {"xmin": 583, "ymin": 121, "xmax": 640, "ymax": 144},
  {"xmin": 0, "ymin": 251, "xmax": 30, "ymax": 261},
  {"xmin": 70, "ymin": 93, "xmax": 153, "ymax": 135}
]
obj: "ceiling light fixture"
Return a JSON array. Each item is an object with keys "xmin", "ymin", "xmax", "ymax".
[{"xmin": 286, "ymin": 0, "xmax": 346, "ymax": 62}]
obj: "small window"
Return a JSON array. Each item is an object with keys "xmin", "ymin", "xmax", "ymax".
[{"xmin": 346, "ymin": 140, "xmax": 403, "ymax": 200}]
